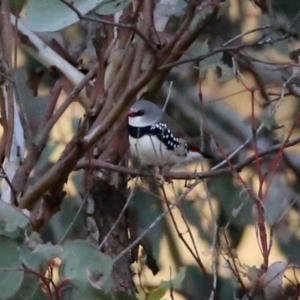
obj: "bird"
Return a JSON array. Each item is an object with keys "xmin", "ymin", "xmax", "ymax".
[{"xmin": 127, "ymin": 100, "xmax": 214, "ymax": 170}]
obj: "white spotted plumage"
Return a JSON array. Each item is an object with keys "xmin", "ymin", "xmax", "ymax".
[{"xmin": 127, "ymin": 100, "xmax": 208, "ymax": 168}]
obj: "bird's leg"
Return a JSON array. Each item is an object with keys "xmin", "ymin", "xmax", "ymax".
[
  {"xmin": 140, "ymin": 165, "xmax": 168, "ymax": 186},
  {"xmin": 159, "ymin": 165, "xmax": 173, "ymax": 184},
  {"xmin": 139, "ymin": 165, "xmax": 156, "ymax": 179}
]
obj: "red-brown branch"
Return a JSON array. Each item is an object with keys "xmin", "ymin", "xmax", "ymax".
[{"xmin": 75, "ymin": 135, "xmax": 300, "ymax": 180}]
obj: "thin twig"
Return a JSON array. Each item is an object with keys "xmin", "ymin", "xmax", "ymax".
[
  {"xmin": 222, "ymin": 26, "xmax": 271, "ymax": 47},
  {"xmin": 112, "ymin": 210, "xmax": 168, "ymax": 264},
  {"xmin": 160, "ymin": 182, "xmax": 217, "ymax": 295},
  {"xmin": 158, "ymin": 34, "xmax": 295, "ymax": 71},
  {"xmin": 12, "ymin": 65, "xmax": 98, "ymax": 196},
  {"xmin": 76, "ymin": 135, "xmax": 300, "ymax": 180},
  {"xmin": 60, "ymin": 0, "xmax": 157, "ymax": 53},
  {"xmin": 162, "ymin": 81, "xmax": 173, "ymax": 112},
  {"xmin": 112, "ymin": 179, "xmax": 200, "ymax": 264},
  {"xmin": 10, "ymin": 14, "xmax": 90, "ymax": 105}
]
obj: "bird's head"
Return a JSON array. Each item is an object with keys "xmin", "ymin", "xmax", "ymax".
[{"xmin": 127, "ymin": 100, "xmax": 163, "ymax": 127}]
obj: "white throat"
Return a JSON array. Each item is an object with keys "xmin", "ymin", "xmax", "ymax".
[{"xmin": 128, "ymin": 116, "xmax": 154, "ymax": 127}]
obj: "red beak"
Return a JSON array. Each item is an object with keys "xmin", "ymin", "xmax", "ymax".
[{"xmin": 127, "ymin": 109, "xmax": 136, "ymax": 117}]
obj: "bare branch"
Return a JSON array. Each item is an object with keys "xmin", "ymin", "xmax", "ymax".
[
  {"xmin": 76, "ymin": 135, "xmax": 300, "ymax": 180},
  {"xmin": 10, "ymin": 14, "xmax": 91, "ymax": 108},
  {"xmin": 60, "ymin": 0, "xmax": 158, "ymax": 53}
]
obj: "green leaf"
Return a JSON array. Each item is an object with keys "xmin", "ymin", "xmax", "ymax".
[
  {"xmin": 184, "ymin": 41, "xmax": 235, "ymax": 84},
  {"xmin": 180, "ymin": 41, "xmax": 209, "ymax": 62},
  {"xmin": 0, "ymin": 236, "xmax": 24, "ymax": 299},
  {"xmin": 8, "ymin": 273, "xmax": 47, "ymax": 300},
  {"xmin": 24, "ymin": 0, "xmax": 105, "ymax": 32},
  {"xmin": 264, "ymin": 175, "xmax": 293, "ymax": 225},
  {"xmin": 201, "ymin": 52, "xmax": 235, "ymax": 83},
  {"xmin": 160, "ymin": 267, "xmax": 186, "ymax": 290},
  {"xmin": 49, "ymin": 196, "xmax": 86, "ymax": 243},
  {"xmin": 146, "ymin": 268, "xmax": 186, "ymax": 300},
  {"xmin": 181, "ymin": 201, "xmax": 201, "ymax": 229},
  {"xmin": 209, "ymin": 175, "xmax": 253, "ymax": 227},
  {"xmin": 155, "ymin": 1, "xmax": 175, "ymax": 18},
  {"xmin": 261, "ymin": 109, "xmax": 281, "ymax": 131},
  {"xmin": 147, "ymin": 288, "xmax": 167, "ymax": 300},
  {"xmin": 0, "ymin": 200, "xmax": 30, "ymax": 239},
  {"xmin": 154, "ymin": 0, "xmax": 187, "ymax": 19},
  {"xmin": 95, "ymin": 0, "xmax": 130, "ymax": 15},
  {"xmin": 215, "ymin": 62, "xmax": 236, "ymax": 84},
  {"xmin": 130, "ymin": 188, "xmax": 164, "ymax": 263},
  {"xmin": 60, "ymin": 240, "xmax": 113, "ymax": 293},
  {"xmin": 20, "ymin": 239, "xmax": 61, "ymax": 272},
  {"xmin": 181, "ymin": 200, "xmax": 209, "ymax": 241},
  {"xmin": 244, "ymin": 265, "xmax": 260, "ymax": 286},
  {"xmin": 179, "ymin": 265, "xmax": 212, "ymax": 298},
  {"xmin": 191, "ymin": 0, "xmax": 229, "ymax": 27}
]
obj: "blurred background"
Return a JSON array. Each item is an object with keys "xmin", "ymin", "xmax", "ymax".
[{"xmin": 8, "ymin": 0, "xmax": 300, "ymax": 299}]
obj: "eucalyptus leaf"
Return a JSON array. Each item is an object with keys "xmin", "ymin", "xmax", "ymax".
[
  {"xmin": 140, "ymin": 271, "xmax": 184, "ymax": 300},
  {"xmin": 8, "ymin": 273, "xmax": 47, "ymax": 300},
  {"xmin": 95, "ymin": 0, "xmax": 130, "ymax": 15},
  {"xmin": 263, "ymin": 261, "xmax": 287, "ymax": 300},
  {"xmin": 191, "ymin": 0, "xmax": 229, "ymax": 27},
  {"xmin": 0, "ymin": 200, "xmax": 30, "ymax": 239},
  {"xmin": 147, "ymin": 288, "xmax": 167, "ymax": 300},
  {"xmin": 261, "ymin": 109, "xmax": 281, "ymax": 131},
  {"xmin": 155, "ymin": 0, "xmax": 180, "ymax": 18},
  {"xmin": 20, "ymin": 241, "xmax": 61, "ymax": 272},
  {"xmin": 200, "ymin": 52, "xmax": 235, "ymax": 83},
  {"xmin": 50, "ymin": 196, "xmax": 86, "ymax": 243},
  {"xmin": 24, "ymin": 0, "xmax": 105, "ymax": 32},
  {"xmin": 0, "ymin": 237, "xmax": 24, "ymax": 300},
  {"xmin": 129, "ymin": 188, "xmax": 164, "ymax": 264},
  {"xmin": 59, "ymin": 240, "xmax": 113, "ymax": 293},
  {"xmin": 160, "ymin": 267, "xmax": 186, "ymax": 290},
  {"xmin": 264, "ymin": 175, "xmax": 293, "ymax": 225},
  {"xmin": 245, "ymin": 265, "xmax": 260, "ymax": 286},
  {"xmin": 209, "ymin": 175, "xmax": 253, "ymax": 227},
  {"xmin": 181, "ymin": 41, "xmax": 209, "ymax": 61},
  {"xmin": 215, "ymin": 62, "xmax": 236, "ymax": 84},
  {"xmin": 154, "ymin": 0, "xmax": 186, "ymax": 31}
]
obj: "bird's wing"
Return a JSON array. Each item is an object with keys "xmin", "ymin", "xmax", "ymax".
[
  {"xmin": 186, "ymin": 134, "xmax": 216, "ymax": 158},
  {"xmin": 161, "ymin": 113, "xmax": 215, "ymax": 159}
]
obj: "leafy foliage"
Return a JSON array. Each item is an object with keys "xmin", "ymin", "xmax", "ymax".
[
  {"xmin": 1, "ymin": 0, "xmax": 300, "ymax": 299},
  {"xmin": 60, "ymin": 240, "xmax": 113, "ymax": 293},
  {"xmin": 0, "ymin": 237, "xmax": 24, "ymax": 300},
  {"xmin": 0, "ymin": 200, "xmax": 30, "ymax": 239},
  {"xmin": 24, "ymin": 0, "xmax": 103, "ymax": 31}
]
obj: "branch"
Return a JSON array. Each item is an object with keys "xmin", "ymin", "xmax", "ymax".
[
  {"xmin": 75, "ymin": 135, "xmax": 300, "ymax": 180},
  {"xmin": 12, "ymin": 65, "xmax": 98, "ymax": 197},
  {"xmin": 0, "ymin": 1, "xmax": 25, "ymax": 204},
  {"xmin": 18, "ymin": 49, "xmax": 159, "ymax": 209},
  {"xmin": 128, "ymin": 1, "xmax": 154, "ymax": 82},
  {"xmin": 60, "ymin": 0, "xmax": 158, "ymax": 53},
  {"xmin": 158, "ymin": 31, "xmax": 295, "ymax": 71},
  {"xmin": 145, "ymin": 2, "xmax": 219, "ymax": 99},
  {"xmin": 10, "ymin": 14, "xmax": 91, "ymax": 108}
]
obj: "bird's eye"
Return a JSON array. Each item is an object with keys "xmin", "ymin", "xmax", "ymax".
[{"xmin": 135, "ymin": 110, "xmax": 144, "ymax": 116}]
